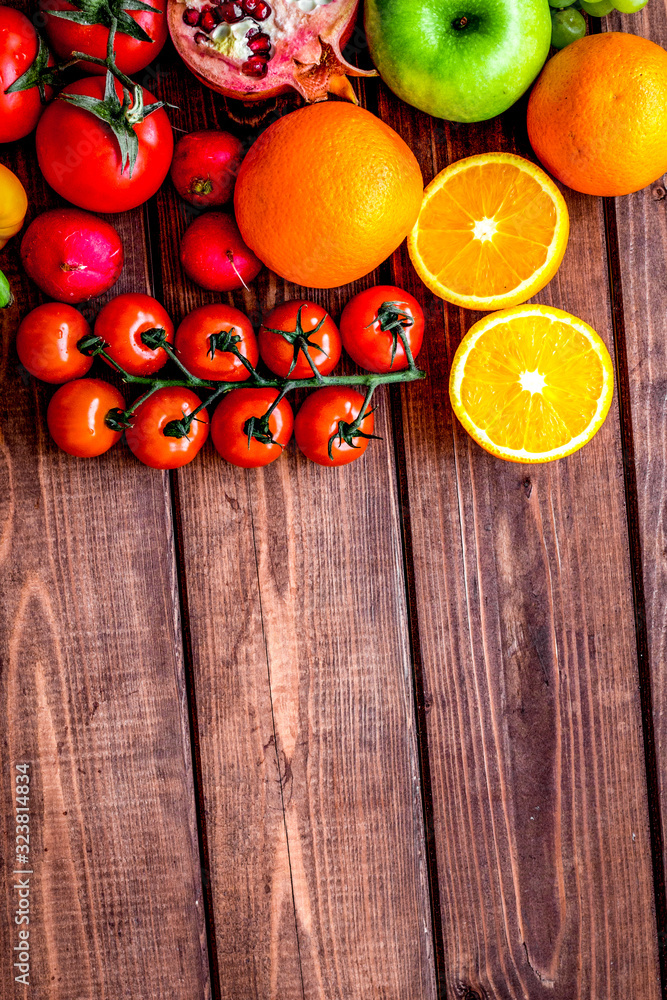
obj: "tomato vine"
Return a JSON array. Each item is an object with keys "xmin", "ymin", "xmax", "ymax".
[{"xmin": 79, "ymin": 312, "xmax": 426, "ymax": 455}]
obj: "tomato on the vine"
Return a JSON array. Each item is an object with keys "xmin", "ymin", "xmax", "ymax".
[
  {"xmin": 39, "ymin": 0, "xmax": 168, "ymax": 76},
  {"xmin": 175, "ymin": 304, "xmax": 259, "ymax": 382},
  {"xmin": 47, "ymin": 378, "xmax": 125, "ymax": 457},
  {"xmin": 0, "ymin": 7, "xmax": 53, "ymax": 143},
  {"xmin": 94, "ymin": 293, "xmax": 174, "ymax": 376},
  {"xmin": 211, "ymin": 388, "xmax": 293, "ymax": 468},
  {"xmin": 294, "ymin": 386, "xmax": 376, "ymax": 467},
  {"xmin": 339, "ymin": 285, "xmax": 424, "ymax": 373},
  {"xmin": 36, "ymin": 77, "xmax": 173, "ymax": 213},
  {"xmin": 125, "ymin": 387, "xmax": 209, "ymax": 469},
  {"xmin": 259, "ymin": 301, "xmax": 341, "ymax": 379},
  {"xmin": 17, "ymin": 303, "xmax": 93, "ymax": 383}
]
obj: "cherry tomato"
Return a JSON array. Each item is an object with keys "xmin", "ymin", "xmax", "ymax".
[
  {"xmin": 39, "ymin": 0, "xmax": 168, "ymax": 76},
  {"xmin": 175, "ymin": 304, "xmax": 259, "ymax": 382},
  {"xmin": 125, "ymin": 387, "xmax": 209, "ymax": 469},
  {"xmin": 17, "ymin": 303, "xmax": 93, "ymax": 384},
  {"xmin": 294, "ymin": 386, "xmax": 375, "ymax": 467},
  {"xmin": 47, "ymin": 378, "xmax": 124, "ymax": 457},
  {"xmin": 0, "ymin": 7, "xmax": 53, "ymax": 143},
  {"xmin": 259, "ymin": 301, "xmax": 341, "ymax": 379},
  {"xmin": 36, "ymin": 77, "xmax": 173, "ymax": 213},
  {"xmin": 339, "ymin": 285, "xmax": 424, "ymax": 373},
  {"xmin": 211, "ymin": 388, "xmax": 293, "ymax": 468},
  {"xmin": 94, "ymin": 293, "xmax": 173, "ymax": 377}
]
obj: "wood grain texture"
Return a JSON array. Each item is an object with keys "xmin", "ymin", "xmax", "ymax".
[
  {"xmin": 151, "ymin": 55, "xmax": 436, "ymax": 1000},
  {"xmin": 608, "ymin": 0, "xmax": 667, "ymax": 946},
  {"xmin": 382, "ymin": 85, "xmax": 661, "ymax": 997},
  {"xmin": 0, "ymin": 140, "xmax": 209, "ymax": 998}
]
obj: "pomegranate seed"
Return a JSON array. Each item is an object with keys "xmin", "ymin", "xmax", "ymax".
[
  {"xmin": 243, "ymin": 0, "xmax": 271, "ymax": 19},
  {"xmin": 248, "ymin": 32, "xmax": 271, "ymax": 53},
  {"xmin": 219, "ymin": 0, "xmax": 243, "ymax": 20},
  {"xmin": 200, "ymin": 9, "xmax": 217, "ymax": 30},
  {"xmin": 194, "ymin": 30, "xmax": 209, "ymax": 42},
  {"xmin": 182, "ymin": 7, "xmax": 200, "ymax": 25},
  {"xmin": 242, "ymin": 54, "xmax": 268, "ymax": 77}
]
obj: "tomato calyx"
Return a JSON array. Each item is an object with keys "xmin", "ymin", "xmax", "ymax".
[
  {"xmin": 372, "ymin": 301, "xmax": 417, "ymax": 370},
  {"xmin": 327, "ymin": 384, "xmax": 381, "ymax": 462},
  {"xmin": 163, "ymin": 415, "xmax": 194, "ymax": 438},
  {"xmin": 48, "ymin": 0, "xmax": 160, "ymax": 45},
  {"xmin": 207, "ymin": 327, "xmax": 267, "ymax": 382},
  {"xmin": 77, "ymin": 332, "xmax": 107, "ymax": 356},
  {"xmin": 207, "ymin": 327, "xmax": 241, "ymax": 360},
  {"xmin": 62, "ymin": 68, "xmax": 165, "ymax": 174},
  {"xmin": 105, "ymin": 406, "xmax": 134, "ymax": 431},
  {"xmin": 140, "ymin": 326, "xmax": 169, "ymax": 350},
  {"xmin": 263, "ymin": 304, "xmax": 330, "ymax": 380},
  {"xmin": 243, "ymin": 413, "xmax": 279, "ymax": 449},
  {"xmin": 328, "ymin": 414, "xmax": 380, "ymax": 461},
  {"xmin": 5, "ymin": 34, "xmax": 60, "ymax": 103}
]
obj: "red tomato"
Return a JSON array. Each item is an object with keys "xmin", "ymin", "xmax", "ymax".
[
  {"xmin": 47, "ymin": 378, "xmax": 124, "ymax": 457},
  {"xmin": 39, "ymin": 0, "xmax": 168, "ymax": 76},
  {"xmin": 294, "ymin": 386, "xmax": 375, "ymax": 467},
  {"xmin": 94, "ymin": 293, "xmax": 173, "ymax": 376},
  {"xmin": 259, "ymin": 301, "xmax": 341, "ymax": 379},
  {"xmin": 211, "ymin": 388, "xmax": 293, "ymax": 468},
  {"xmin": 36, "ymin": 77, "xmax": 173, "ymax": 213},
  {"xmin": 17, "ymin": 302, "xmax": 92, "ymax": 384},
  {"xmin": 125, "ymin": 387, "xmax": 209, "ymax": 469},
  {"xmin": 0, "ymin": 7, "xmax": 53, "ymax": 143},
  {"xmin": 175, "ymin": 304, "xmax": 258, "ymax": 382},
  {"xmin": 339, "ymin": 285, "xmax": 424, "ymax": 373}
]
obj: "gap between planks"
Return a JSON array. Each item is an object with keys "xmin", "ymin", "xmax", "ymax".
[{"xmin": 602, "ymin": 194, "xmax": 667, "ymax": 1000}]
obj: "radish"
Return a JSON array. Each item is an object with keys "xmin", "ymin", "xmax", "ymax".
[
  {"xmin": 179, "ymin": 212, "xmax": 261, "ymax": 291},
  {"xmin": 20, "ymin": 208, "xmax": 124, "ymax": 303},
  {"xmin": 170, "ymin": 129, "xmax": 245, "ymax": 207}
]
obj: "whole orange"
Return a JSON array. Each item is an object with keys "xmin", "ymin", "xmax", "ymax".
[
  {"xmin": 234, "ymin": 103, "xmax": 423, "ymax": 289},
  {"xmin": 527, "ymin": 32, "xmax": 667, "ymax": 197}
]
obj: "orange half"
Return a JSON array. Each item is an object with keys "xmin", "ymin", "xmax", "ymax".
[
  {"xmin": 409, "ymin": 153, "xmax": 569, "ymax": 311},
  {"xmin": 449, "ymin": 305, "xmax": 614, "ymax": 463}
]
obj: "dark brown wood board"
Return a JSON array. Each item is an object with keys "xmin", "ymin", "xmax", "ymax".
[
  {"xmin": 151, "ymin": 60, "xmax": 437, "ymax": 1000},
  {"xmin": 379, "ymin": 80, "xmax": 662, "ymax": 997},
  {"xmin": 1, "ymin": 5, "xmax": 666, "ymax": 999},
  {"xmin": 0, "ymin": 143, "xmax": 209, "ymax": 997},
  {"xmin": 608, "ymin": 3, "xmax": 667, "ymax": 980}
]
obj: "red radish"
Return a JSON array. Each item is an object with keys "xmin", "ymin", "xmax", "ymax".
[
  {"xmin": 170, "ymin": 130, "xmax": 245, "ymax": 208},
  {"xmin": 20, "ymin": 208, "xmax": 124, "ymax": 303},
  {"xmin": 180, "ymin": 212, "xmax": 262, "ymax": 291}
]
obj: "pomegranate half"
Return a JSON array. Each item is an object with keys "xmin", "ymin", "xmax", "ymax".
[{"xmin": 167, "ymin": 0, "xmax": 375, "ymax": 103}]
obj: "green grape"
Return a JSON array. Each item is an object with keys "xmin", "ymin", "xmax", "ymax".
[
  {"xmin": 551, "ymin": 7, "xmax": 587, "ymax": 46},
  {"xmin": 613, "ymin": 0, "xmax": 649, "ymax": 11},
  {"xmin": 580, "ymin": 0, "xmax": 614, "ymax": 13},
  {"xmin": 549, "ymin": 0, "xmax": 578, "ymax": 8}
]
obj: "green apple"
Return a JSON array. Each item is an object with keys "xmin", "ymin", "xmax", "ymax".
[{"xmin": 365, "ymin": 0, "xmax": 552, "ymax": 123}]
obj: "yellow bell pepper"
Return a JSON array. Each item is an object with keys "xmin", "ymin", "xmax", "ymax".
[{"xmin": 0, "ymin": 163, "xmax": 28, "ymax": 250}]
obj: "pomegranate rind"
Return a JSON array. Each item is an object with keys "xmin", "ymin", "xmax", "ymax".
[{"xmin": 167, "ymin": 0, "xmax": 376, "ymax": 103}]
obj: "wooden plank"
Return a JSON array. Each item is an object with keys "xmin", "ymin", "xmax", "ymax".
[
  {"xmin": 382, "ymin": 86, "xmax": 662, "ymax": 996},
  {"xmin": 607, "ymin": 1, "xmax": 667, "ymax": 974},
  {"xmin": 152, "ymin": 55, "xmax": 437, "ymax": 1000},
  {"xmin": 0, "ymin": 141, "xmax": 209, "ymax": 998}
]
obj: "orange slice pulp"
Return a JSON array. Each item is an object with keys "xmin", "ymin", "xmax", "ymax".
[
  {"xmin": 449, "ymin": 306, "xmax": 614, "ymax": 463},
  {"xmin": 409, "ymin": 153, "xmax": 570, "ymax": 310}
]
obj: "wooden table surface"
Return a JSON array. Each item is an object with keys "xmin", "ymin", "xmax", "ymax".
[{"xmin": 1, "ymin": 5, "xmax": 666, "ymax": 998}]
